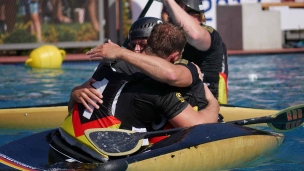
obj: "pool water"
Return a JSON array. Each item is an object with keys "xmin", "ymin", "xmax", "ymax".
[
  {"xmin": 1, "ymin": 53, "xmax": 304, "ymax": 170},
  {"xmin": 0, "ymin": 61, "xmax": 99, "ymax": 108},
  {"xmin": 1, "ymin": 54, "xmax": 303, "ymax": 110},
  {"xmin": 228, "ymin": 53, "xmax": 304, "ymax": 110}
]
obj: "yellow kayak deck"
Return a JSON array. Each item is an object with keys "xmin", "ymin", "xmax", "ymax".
[{"xmin": 0, "ymin": 105, "xmax": 278, "ymax": 129}]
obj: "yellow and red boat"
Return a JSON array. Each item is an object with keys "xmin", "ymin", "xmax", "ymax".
[
  {"xmin": 0, "ymin": 104, "xmax": 303, "ymax": 171},
  {"xmin": 0, "ymin": 104, "xmax": 279, "ymax": 130}
]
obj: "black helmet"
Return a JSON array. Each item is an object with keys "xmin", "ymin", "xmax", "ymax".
[
  {"xmin": 175, "ymin": 0, "xmax": 203, "ymax": 13},
  {"xmin": 128, "ymin": 17, "xmax": 163, "ymax": 40}
]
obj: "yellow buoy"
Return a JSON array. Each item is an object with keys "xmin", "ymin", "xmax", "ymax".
[{"xmin": 25, "ymin": 45, "xmax": 66, "ymax": 68}]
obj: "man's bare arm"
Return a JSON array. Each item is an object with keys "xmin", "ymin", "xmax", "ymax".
[
  {"xmin": 87, "ymin": 41, "xmax": 193, "ymax": 87},
  {"xmin": 162, "ymin": 0, "xmax": 211, "ymax": 51},
  {"xmin": 168, "ymin": 84, "xmax": 219, "ymax": 127}
]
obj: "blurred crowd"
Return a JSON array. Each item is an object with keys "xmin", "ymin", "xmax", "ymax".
[{"xmin": 0, "ymin": 0, "xmax": 101, "ymax": 42}]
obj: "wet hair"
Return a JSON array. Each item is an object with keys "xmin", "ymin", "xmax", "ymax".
[{"xmin": 145, "ymin": 23, "xmax": 187, "ymax": 58}]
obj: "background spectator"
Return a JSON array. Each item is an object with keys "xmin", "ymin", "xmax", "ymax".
[{"xmin": 19, "ymin": 0, "xmax": 42, "ymax": 42}]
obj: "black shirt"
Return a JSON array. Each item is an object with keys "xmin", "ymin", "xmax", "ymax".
[
  {"xmin": 182, "ymin": 25, "xmax": 228, "ymax": 80},
  {"xmin": 91, "ymin": 60, "xmax": 207, "ymax": 131}
]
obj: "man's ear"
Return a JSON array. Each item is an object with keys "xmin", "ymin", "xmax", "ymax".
[{"xmin": 170, "ymin": 51, "xmax": 181, "ymax": 63}]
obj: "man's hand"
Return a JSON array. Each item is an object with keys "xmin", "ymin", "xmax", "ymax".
[
  {"xmin": 71, "ymin": 78, "xmax": 103, "ymax": 113},
  {"xmin": 86, "ymin": 39, "xmax": 124, "ymax": 60}
]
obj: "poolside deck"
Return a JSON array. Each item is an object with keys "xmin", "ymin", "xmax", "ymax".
[{"xmin": 1, "ymin": 48, "xmax": 304, "ymax": 64}]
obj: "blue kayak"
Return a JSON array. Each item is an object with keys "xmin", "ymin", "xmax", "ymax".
[{"xmin": 0, "ymin": 123, "xmax": 284, "ymax": 171}]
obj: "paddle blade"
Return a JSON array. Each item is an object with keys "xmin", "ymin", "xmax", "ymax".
[
  {"xmin": 85, "ymin": 128, "xmax": 143, "ymax": 156},
  {"xmin": 268, "ymin": 104, "xmax": 304, "ymax": 132}
]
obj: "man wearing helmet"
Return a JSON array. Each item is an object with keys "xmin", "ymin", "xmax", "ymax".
[
  {"xmin": 127, "ymin": 17, "xmax": 163, "ymax": 53},
  {"xmin": 60, "ymin": 22, "xmax": 219, "ymax": 161},
  {"xmin": 69, "ymin": 17, "xmax": 217, "ymax": 126},
  {"xmin": 162, "ymin": 0, "xmax": 228, "ymax": 105},
  {"xmin": 68, "ymin": 17, "xmax": 163, "ymax": 112},
  {"xmin": 70, "ymin": 17, "xmax": 205, "ymax": 113}
]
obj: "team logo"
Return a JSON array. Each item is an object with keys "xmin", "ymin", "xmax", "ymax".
[{"xmin": 176, "ymin": 92, "xmax": 185, "ymax": 102}]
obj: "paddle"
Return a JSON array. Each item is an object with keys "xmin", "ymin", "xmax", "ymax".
[
  {"xmin": 84, "ymin": 127, "xmax": 184, "ymax": 156},
  {"xmin": 85, "ymin": 104, "xmax": 304, "ymax": 157},
  {"xmin": 228, "ymin": 104, "xmax": 304, "ymax": 132}
]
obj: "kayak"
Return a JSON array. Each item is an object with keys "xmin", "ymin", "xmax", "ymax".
[
  {"xmin": 1, "ymin": 104, "xmax": 303, "ymax": 170},
  {"xmin": 0, "ymin": 123, "xmax": 284, "ymax": 171},
  {"xmin": 0, "ymin": 105, "xmax": 279, "ymax": 130}
]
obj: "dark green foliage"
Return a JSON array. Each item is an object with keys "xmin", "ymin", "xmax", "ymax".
[{"xmin": 4, "ymin": 29, "xmax": 37, "ymax": 43}]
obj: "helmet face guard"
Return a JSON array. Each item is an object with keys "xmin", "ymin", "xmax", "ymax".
[
  {"xmin": 128, "ymin": 17, "xmax": 163, "ymax": 40},
  {"xmin": 175, "ymin": 0, "xmax": 203, "ymax": 13}
]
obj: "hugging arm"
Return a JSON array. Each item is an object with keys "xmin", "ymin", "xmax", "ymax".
[
  {"xmin": 168, "ymin": 84, "xmax": 219, "ymax": 128},
  {"xmin": 87, "ymin": 41, "xmax": 193, "ymax": 87},
  {"xmin": 68, "ymin": 78, "xmax": 103, "ymax": 113}
]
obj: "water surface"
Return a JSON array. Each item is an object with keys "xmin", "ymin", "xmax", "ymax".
[{"xmin": 0, "ymin": 53, "xmax": 304, "ymax": 170}]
